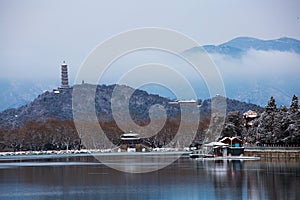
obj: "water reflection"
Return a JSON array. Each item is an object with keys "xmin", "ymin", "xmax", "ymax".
[
  {"xmin": 194, "ymin": 159, "xmax": 300, "ymax": 200},
  {"xmin": 244, "ymin": 161, "xmax": 300, "ymax": 200},
  {"xmin": 0, "ymin": 154, "xmax": 299, "ymax": 200},
  {"xmin": 93, "ymin": 152, "xmax": 183, "ymax": 173},
  {"xmin": 203, "ymin": 160, "xmax": 244, "ymax": 200}
]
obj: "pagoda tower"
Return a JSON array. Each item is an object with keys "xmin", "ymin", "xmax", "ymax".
[{"xmin": 61, "ymin": 61, "xmax": 69, "ymax": 89}]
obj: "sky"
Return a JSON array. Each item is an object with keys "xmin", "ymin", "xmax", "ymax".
[{"xmin": 0, "ymin": 0, "xmax": 300, "ymax": 82}]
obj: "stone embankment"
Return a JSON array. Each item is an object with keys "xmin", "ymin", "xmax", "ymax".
[{"xmin": 244, "ymin": 147, "xmax": 300, "ymax": 159}]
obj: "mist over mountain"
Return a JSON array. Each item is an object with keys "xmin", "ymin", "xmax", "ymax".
[
  {"xmin": 0, "ymin": 36, "xmax": 299, "ymax": 111},
  {"xmin": 184, "ymin": 37, "xmax": 300, "ymax": 107},
  {"xmin": 0, "ymin": 79, "xmax": 57, "ymax": 111}
]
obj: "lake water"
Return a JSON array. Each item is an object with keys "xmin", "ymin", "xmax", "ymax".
[{"xmin": 0, "ymin": 153, "xmax": 299, "ymax": 200}]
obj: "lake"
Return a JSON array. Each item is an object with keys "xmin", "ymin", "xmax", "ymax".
[{"xmin": 0, "ymin": 153, "xmax": 299, "ymax": 200}]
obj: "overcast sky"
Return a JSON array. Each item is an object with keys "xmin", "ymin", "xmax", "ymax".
[{"xmin": 1, "ymin": 0, "xmax": 300, "ymax": 81}]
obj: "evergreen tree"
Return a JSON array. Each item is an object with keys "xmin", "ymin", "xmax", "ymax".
[
  {"xmin": 265, "ymin": 96, "xmax": 276, "ymax": 112},
  {"xmin": 290, "ymin": 95, "xmax": 299, "ymax": 112},
  {"xmin": 245, "ymin": 96, "xmax": 300, "ymax": 145}
]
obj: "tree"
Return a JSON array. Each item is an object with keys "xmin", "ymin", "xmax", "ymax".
[
  {"xmin": 221, "ymin": 111, "xmax": 243, "ymax": 138},
  {"xmin": 265, "ymin": 96, "xmax": 276, "ymax": 113},
  {"xmin": 290, "ymin": 95, "xmax": 299, "ymax": 113}
]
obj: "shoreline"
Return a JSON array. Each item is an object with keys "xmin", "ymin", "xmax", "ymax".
[
  {"xmin": 0, "ymin": 148, "xmax": 191, "ymax": 157},
  {"xmin": 1, "ymin": 147, "xmax": 300, "ymax": 159}
]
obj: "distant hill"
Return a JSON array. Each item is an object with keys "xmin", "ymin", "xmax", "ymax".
[
  {"xmin": 0, "ymin": 84, "xmax": 176, "ymax": 129},
  {"xmin": 222, "ymin": 37, "xmax": 300, "ymax": 53},
  {"xmin": 199, "ymin": 95, "xmax": 262, "ymax": 115},
  {"xmin": 0, "ymin": 84, "xmax": 261, "ymax": 130}
]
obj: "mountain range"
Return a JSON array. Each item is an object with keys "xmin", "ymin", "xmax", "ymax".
[{"xmin": 185, "ymin": 37, "xmax": 300, "ymax": 57}]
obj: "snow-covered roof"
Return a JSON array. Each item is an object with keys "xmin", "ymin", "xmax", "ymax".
[
  {"xmin": 204, "ymin": 142, "xmax": 228, "ymax": 147},
  {"xmin": 219, "ymin": 137, "xmax": 242, "ymax": 145},
  {"xmin": 120, "ymin": 133, "xmax": 140, "ymax": 140},
  {"xmin": 168, "ymin": 99, "xmax": 197, "ymax": 104},
  {"xmin": 121, "ymin": 133, "xmax": 139, "ymax": 137},
  {"xmin": 243, "ymin": 110, "xmax": 258, "ymax": 118},
  {"xmin": 177, "ymin": 99, "xmax": 197, "ymax": 103}
]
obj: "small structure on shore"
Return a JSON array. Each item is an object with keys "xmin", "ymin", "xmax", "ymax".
[{"xmin": 119, "ymin": 132, "xmax": 143, "ymax": 152}]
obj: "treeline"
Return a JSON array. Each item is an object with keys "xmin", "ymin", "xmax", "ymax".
[
  {"xmin": 0, "ymin": 117, "xmax": 212, "ymax": 152},
  {"xmin": 0, "ymin": 120, "xmax": 80, "ymax": 152}
]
